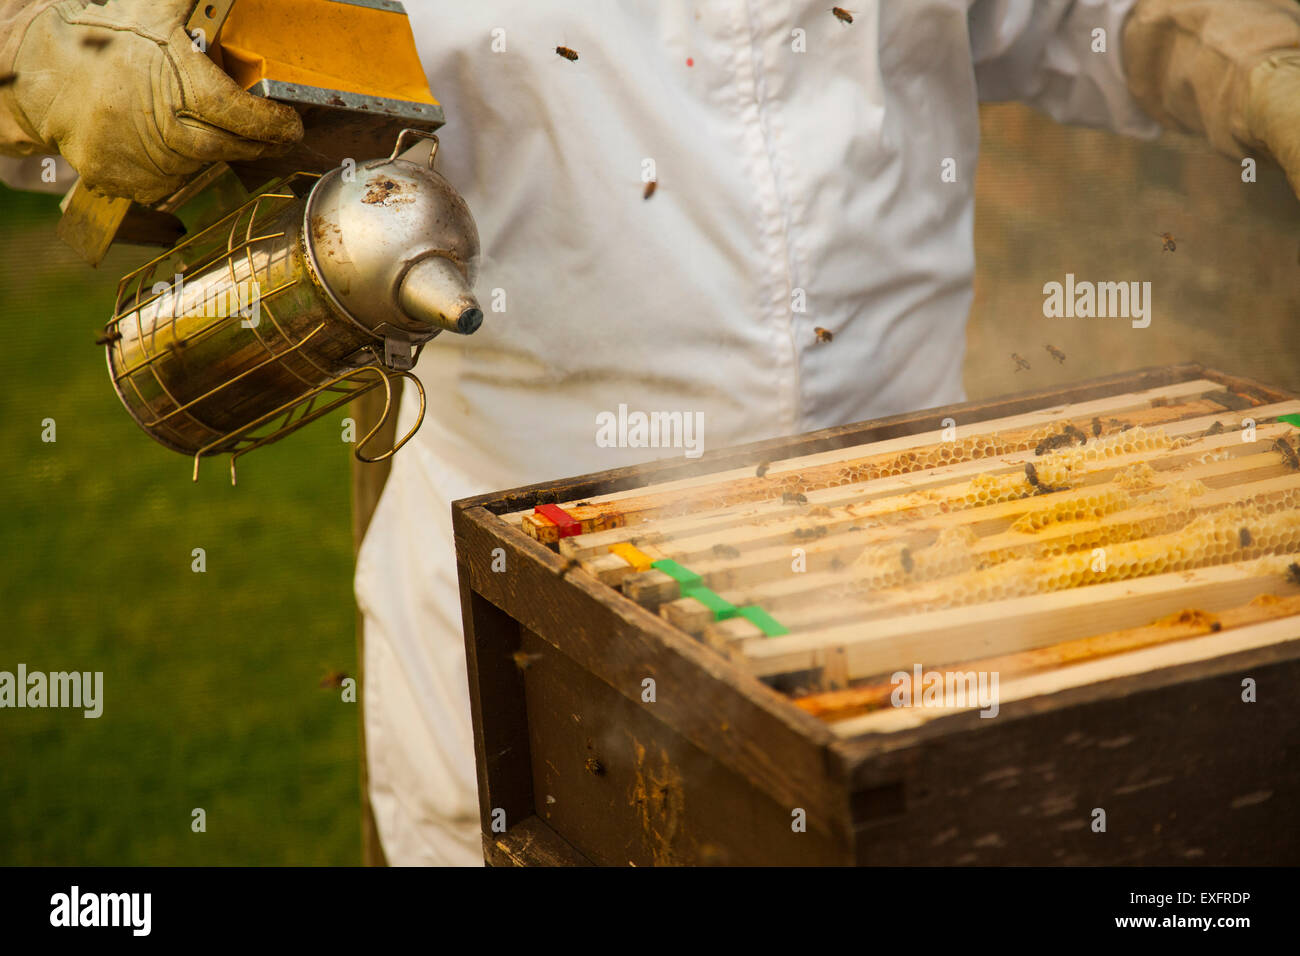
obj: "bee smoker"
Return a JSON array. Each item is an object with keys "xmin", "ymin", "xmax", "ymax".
[{"xmin": 104, "ymin": 130, "xmax": 481, "ymax": 482}]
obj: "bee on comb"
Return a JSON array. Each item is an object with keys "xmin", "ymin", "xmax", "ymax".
[{"xmin": 1272, "ymin": 437, "xmax": 1299, "ymax": 471}]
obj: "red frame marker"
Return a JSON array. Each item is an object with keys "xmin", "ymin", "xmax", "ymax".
[{"xmin": 534, "ymin": 503, "xmax": 582, "ymax": 538}]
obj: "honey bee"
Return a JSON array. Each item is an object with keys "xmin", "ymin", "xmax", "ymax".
[
  {"xmin": 755, "ymin": 461, "xmax": 771, "ymax": 478},
  {"xmin": 1209, "ymin": 621, "xmax": 1222, "ymax": 633},
  {"xmin": 555, "ymin": 45, "xmax": 579, "ymax": 61},
  {"xmin": 1156, "ymin": 232, "xmax": 1176, "ymax": 252},
  {"xmin": 1045, "ymin": 344, "xmax": 1066, "ymax": 365},
  {"xmin": 80, "ymin": 35, "xmax": 112, "ymax": 51},
  {"xmin": 1286, "ymin": 562, "xmax": 1300, "ymax": 587},
  {"xmin": 318, "ymin": 670, "xmax": 349, "ymax": 689},
  {"xmin": 0, "ymin": 72, "xmax": 16, "ymax": 89},
  {"xmin": 814, "ymin": 326, "xmax": 834, "ymax": 343},
  {"xmin": 1034, "ymin": 432, "xmax": 1072, "ymax": 456},
  {"xmin": 782, "ymin": 491, "xmax": 808, "ymax": 505},
  {"xmin": 1272, "ymin": 436, "xmax": 1300, "ymax": 471},
  {"xmin": 1238, "ymin": 527, "xmax": 1253, "ymax": 548},
  {"xmin": 793, "ymin": 526, "xmax": 826, "ymax": 540},
  {"xmin": 900, "ymin": 547, "xmax": 914, "ymax": 574},
  {"xmin": 712, "ymin": 543, "xmax": 741, "ymax": 559},
  {"xmin": 1204, "ymin": 420, "xmax": 1226, "ymax": 437},
  {"xmin": 1026, "ymin": 463, "xmax": 1064, "ymax": 494},
  {"xmin": 1064, "ymin": 423, "xmax": 1088, "ymax": 446},
  {"xmin": 1011, "ymin": 352, "xmax": 1031, "ymax": 372},
  {"xmin": 584, "ymin": 755, "xmax": 605, "ymax": 775},
  {"xmin": 831, "ymin": 7, "xmax": 854, "ymax": 24},
  {"xmin": 643, "ymin": 180, "xmax": 657, "ymax": 200},
  {"xmin": 94, "ymin": 329, "xmax": 122, "ymax": 346},
  {"xmin": 1091, "ymin": 416, "xmax": 1103, "ymax": 438},
  {"xmin": 512, "ymin": 650, "xmax": 544, "ymax": 672}
]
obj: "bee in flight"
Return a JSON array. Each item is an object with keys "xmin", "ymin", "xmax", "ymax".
[
  {"xmin": 1156, "ymin": 232, "xmax": 1176, "ymax": 252},
  {"xmin": 512, "ymin": 651, "xmax": 544, "ymax": 672},
  {"xmin": 755, "ymin": 461, "xmax": 771, "ymax": 478},
  {"xmin": 1045, "ymin": 344, "xmax": 1066, "ymax": 364},
  {"xmin": 814, "ymin": 326, "xmax": 834, "ymax": 343},
  {"xmin": 831, "ymin": 7, "xmax": 854, "ymax": 24},
  {"xmin": 643, "ymin": 180, "xmax": 657, "ymax": 200},
  {"xmin": 1011, "ymin": 352, "xmax": 1031, "ymax": 372},
  {"xmin": 556, "ymin": 45, "xmax": 579, "ymax": 61}
]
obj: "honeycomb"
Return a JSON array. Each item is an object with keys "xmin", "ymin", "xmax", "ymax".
[
  {"xmin": 902, "ymin": 505, "xmax": 1300, "ymax": 612},
  {"xmin": 847, "ymin": 526, "xmax": 978, "ymax": 590},
  {"xmin": 1010, "ymin": 486, "xmax": 1136, "ymax": 533}
]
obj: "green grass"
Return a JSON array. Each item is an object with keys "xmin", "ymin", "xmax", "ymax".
[{"xmin": 0, "ymin": 186, "xmax": 360, "ymax": 865}]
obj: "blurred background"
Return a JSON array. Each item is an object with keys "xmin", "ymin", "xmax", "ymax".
[{"xmin": 0, "ymin": 102, "xmax": 1296, "ymax": 865}]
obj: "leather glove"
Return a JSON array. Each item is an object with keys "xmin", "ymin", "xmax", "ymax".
[
  {"xmin": 5, "ymin": 0, "xmax": 302, "ymax": 204},
  {"xmin": 1124, "ymin": 0, "xmax": 1300, "ymax": 198},
  {"xmin": 1245, "ymin": 51, "xmax": 1300, "ymax": 198}
]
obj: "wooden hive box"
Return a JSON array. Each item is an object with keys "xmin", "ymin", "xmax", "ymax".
[{"xmin": 452, "ymin": 365, "xmax": 1300, "ymax": 866}]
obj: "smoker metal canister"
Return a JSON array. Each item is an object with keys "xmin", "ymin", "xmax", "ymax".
[{"xmin": 105, "ymin": 131, "xmax": 481, "ymax": 478}]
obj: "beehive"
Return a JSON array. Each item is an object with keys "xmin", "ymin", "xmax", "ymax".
[{"xmin": 455, "ymin": 366, "xmax": 1300, "ymax": 865}]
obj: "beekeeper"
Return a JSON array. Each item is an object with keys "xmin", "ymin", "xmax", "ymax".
[{"xmin": 3, "ymin": 0, "xmax": 1299, "ymax": 866}]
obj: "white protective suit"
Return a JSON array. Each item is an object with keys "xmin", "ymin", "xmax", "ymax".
[{"xmin": 355, "ymin": 0, "xmax": 1160, "ymax": 865}]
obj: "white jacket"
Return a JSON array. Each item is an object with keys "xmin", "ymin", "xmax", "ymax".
[{"xmin": 355, "ymin": 0, "xmax": 1158, "ymax": 866}]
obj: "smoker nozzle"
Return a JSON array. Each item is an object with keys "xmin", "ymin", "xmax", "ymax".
[{"xmin": 399, "ymin": 255, "xmax": 483, "ymax": 336}]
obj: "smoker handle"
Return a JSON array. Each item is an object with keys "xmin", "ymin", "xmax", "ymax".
[{"xmin": 355, "ymin": 369, "xmax": 427, "ymax": 464}]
